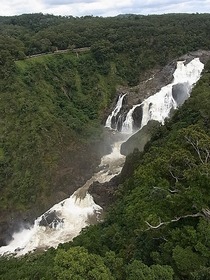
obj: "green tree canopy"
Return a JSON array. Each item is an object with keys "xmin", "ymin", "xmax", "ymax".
[{"xmin": 54, "ymin": 246, "xmax": 114, "ymax": 280}]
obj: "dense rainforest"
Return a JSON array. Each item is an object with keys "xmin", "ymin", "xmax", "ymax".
[{"xmin": 0, "ymin": 13, "xmax": 210, "ymax": 279}]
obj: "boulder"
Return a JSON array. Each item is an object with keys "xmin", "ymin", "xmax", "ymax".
[{"xmin": 121, "ymin": 120, "xmax": 160, "ymax": 156}]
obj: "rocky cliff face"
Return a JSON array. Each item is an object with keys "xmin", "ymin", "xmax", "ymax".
[
  {"xmin": 120, "ymin": 120, "xmax": 160, "ymax": 156},
  {"xmin": 90, "ymin": 50, "xmax": 210, "ymax": 209},
  {"xmin": 106, "ymin": 50, "xmax": 210, "ymax": 133}
]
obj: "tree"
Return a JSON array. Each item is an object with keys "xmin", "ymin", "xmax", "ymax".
[
  {"xmin": 91, "ymin": 40, "xmax": 113, "ymax": 63},
  {"xmin": 54, "ymin": 246, "xmax": 114, "ymax": 280},
  {"xmin": 172, "ymin": 246, "xmax": 204, "ymax": 277},
  {"xmin": 126, "ymin": 260, "xmax": 174, "ymax": 280}
]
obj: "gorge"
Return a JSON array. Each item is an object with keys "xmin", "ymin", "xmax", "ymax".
[
  {"xmin": 0, "ymin": 55, "xmax": 205, "ymax": 256},
  {"xmin": 1, "ymin": 13, "xmax": 210, "ymax": 279}
]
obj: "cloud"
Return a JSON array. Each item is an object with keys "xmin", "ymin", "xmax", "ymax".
[
  {"xmin": 133, "ymin": 0, "xmax": 207, "ymax": 14},
  {"xmin": 43, "ymin": 0, "xmax": 133, "ymax": 17},
  {"xmin": 0, "ymin": 0, "xmax": 44, "ymax": 16},
  {"xmin": 0, "ymin": 0, "xmax": 209, "ymax": 17},
  {"xmin": 45, "ymin": 0, "xmax": 96, "ymax": 4}
]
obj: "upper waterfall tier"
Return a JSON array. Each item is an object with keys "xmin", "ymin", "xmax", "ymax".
[{"xmin": 121, "ymin": 58, "xmax": 204, "ymax": 134}]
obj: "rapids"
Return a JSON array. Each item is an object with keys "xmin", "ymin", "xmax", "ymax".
[{"xmin": 0, "ymin": 58, "xmax": 204, "ymax": 256}]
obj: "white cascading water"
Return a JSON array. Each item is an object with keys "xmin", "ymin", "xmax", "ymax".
[
  {"xmin": 121, "ymin": 104, "xmax": 141, "ymax": 134},
  {"xmin": 0, "ymin": 58, "xmax": 204, "ymax": 256},
  {"xmin": 0, "ymin": 95, "xmax": 128, "ymax": 257},
  {"xmin": 122, "ymin": 58, "xmax": 204, "ymax": 133},
  {"xmin": 105, "ymin": 93, "xmax": 127, "ymax": 128}
]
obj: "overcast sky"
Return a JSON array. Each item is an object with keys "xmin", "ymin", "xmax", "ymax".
[{"xmin": 1, "ymin": 0, "xmax": 210, "ymax": 17}]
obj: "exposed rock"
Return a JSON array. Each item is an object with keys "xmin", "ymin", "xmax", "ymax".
[
  {"xmin": 105, "ymin": 61, "xmax": 176, "ymax": 130},
  {"xmin": 180, "ymin": 50, "xmax": 210, "ymax": 64},
  {"xmin": 89, "ymin": 176, "xmax": 120, "ymax": 210},
  {"xmin": 121, "ymin": 120, "xmax": 160, "ymax": 156},
  {"xmin": 39, "ymin": 210, "xmax": 64, "ymax": 229},
  {"xmin": 172, "ymin": 83, "xmax": 190, "ymax": 106},
  {"xmin": 89, "ymin": 50, "xmax": 210, "ymax": 220},
  {"xmin": 0, "ymin": 210, "xmax": 36, "ymax": 247},
  {"xmin": 133, "ymin": 105, "xmax": 143, "ymax": 130},
  {"xmin": 106, "ymin": 50, "xmax": 210, "ymax": 134}
]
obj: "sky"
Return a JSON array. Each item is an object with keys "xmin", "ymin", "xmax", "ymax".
[{"xmin": 0, "ymin": 0, "xmax": 210, "ymax": 17}]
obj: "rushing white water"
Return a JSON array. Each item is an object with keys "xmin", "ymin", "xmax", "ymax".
[
  {"xmin": 0, "ymin": 57, "xmax": 204, "ymax": 256},
  {"xmin": 0, "ymin": 193, "xmax": 101, "ymax": 256},
  {"xmin": 122, "ymin": 58, "xmax": 204, "ymax": 133},
  {"xmin": 121, "ymin": 104, "xmax": 142, "ymax": 134},
  {"xmin": 105, "ymin": 93, "xmax": 126, "ymax": 128},
  {"xmin": 96, "ymin": 133, "xmax": 129, "ymax": 183},
  {"xmin": 0, "ymin": 131, "xmax": 128, "ymax": 257}
]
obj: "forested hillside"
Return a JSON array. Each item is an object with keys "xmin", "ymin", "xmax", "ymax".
[
  {"xmin": 0, "ymin": 13, "xmax": 210, "ymax": 279},
  {"xmin": 1, "ymin": 13, "xmax": 210, "ymax": 85},
  {"xmin": 1, "ymin": 51, "xmax": 117, "ymax": 207},
  {"xmin": 1, "ymin": 13, "xmax": 210, "ymax": 212},
  {"xmin": 1, "ymin": 47, "xmax": 210, "ymax": 280}
]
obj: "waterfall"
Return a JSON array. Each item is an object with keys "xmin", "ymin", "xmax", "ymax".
[
  {"xmin": 105, "ymin": 93, "xmax": 126, "ymax": 129},
  {"xmin": 0, "ymin": 193, "xmax": 101, "ymax": 256},
  {"xmin": 0, "ymin": 58, "xmax": 204, "ymax": 257},
  {"xmin": 122, "ymin": 58, "xmax": 204, "ymax": 133},
  {"xmin": 121, "ymin": 104, "xmax": 142, "ymax": 134}
]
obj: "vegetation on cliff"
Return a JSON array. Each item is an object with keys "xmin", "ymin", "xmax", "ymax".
[
  {"xmin": 1, "ymin": 53, "xmax": 210, "ymax": 280},
  {"xmin": 1, "ymin": 13, "xmax": 210, "ymax": 85},
  {"xmin": 1, "ymin": 12, "xmax": 210, "ymax": 213},
  {"xmin": 0, "ymin": 51, "xmax": 119, "ymax": 216},
  {"xmin": 0, "ymin": 13, "xmax": 210, "ymax": 279},
  {"xmin": 70, "ymin": 60, "xmax": 210, "ymax": 279}
]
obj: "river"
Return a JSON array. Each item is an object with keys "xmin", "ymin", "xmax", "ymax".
[{"xmin": 0, "ymin": 57, "xmax": 204, "ymax": 256}]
